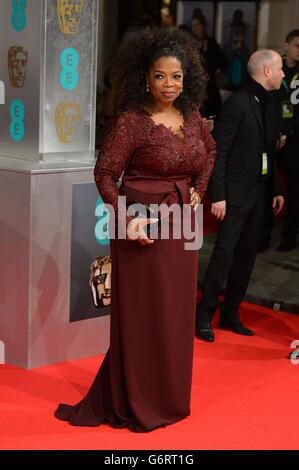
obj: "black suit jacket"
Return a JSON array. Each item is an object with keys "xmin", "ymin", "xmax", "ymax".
[{"xmin": 209, "ymin": 88, "xmax": 281, "ymax": 206}]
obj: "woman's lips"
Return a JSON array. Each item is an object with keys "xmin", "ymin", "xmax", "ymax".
[{"xmin": 162, "ymin": 91, "xmax": 175, "ymax": 97}]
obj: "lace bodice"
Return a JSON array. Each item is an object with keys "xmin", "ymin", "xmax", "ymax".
[{"xmin": 94, "ymin": 108, "xmax": 216, "ymax": 210}]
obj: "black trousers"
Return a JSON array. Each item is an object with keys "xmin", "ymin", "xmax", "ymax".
[
  {"xmin": 280, "ymin": 142, "xmax": 299, "ymax": 242},
  {"xmin": 259, "ymin": 179, "xmax": 274, "ymax": 247},
  {"xmin": 196, "ymin": 185, "xmax": 265, "ymax": 325}
]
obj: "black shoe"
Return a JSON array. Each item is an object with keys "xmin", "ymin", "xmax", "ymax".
[
  {"xmin": 195, "ymin": 323, "xmax": 214, "ymax": 342},
  {"xmin": 219, "ymin": 319, "xmax": 255, "ymax": 336},
  {"xmin": 276, "ymin": 240, "xmax": 297, "ymax": 252}
]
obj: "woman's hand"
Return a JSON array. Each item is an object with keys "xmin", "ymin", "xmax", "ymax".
[
  {"xmin": 127, "ymin": 217, "xmax": 159, "ymax": 246},
  {"xmin": 190, "ymin": 187, "xmax": 201, "ymax": 211}
]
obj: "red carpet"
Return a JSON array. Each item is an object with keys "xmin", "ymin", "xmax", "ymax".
[{"xmin": 1, "ymin": 302, "xmax": 298, "ymax": 450}]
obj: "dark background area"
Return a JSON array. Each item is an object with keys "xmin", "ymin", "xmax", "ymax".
[{"xmin": 117, "ymin": 0, "xmax": 261, "ymax": 38}]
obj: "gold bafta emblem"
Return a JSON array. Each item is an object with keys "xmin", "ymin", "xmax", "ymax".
[
  {"xmin": 55, "ymin": 102, "xmax": 80, "ymax": 143},
  {"xmin": 89, "ymin": 256, "xmax": 112, "ymax": 308},
  {"xmin": 8, "ymin": 46, "xmax": 28, "ymax": 88},
  {"xmin": 57, "ymin": 0, "xmax": 84, "ymax": 35}
]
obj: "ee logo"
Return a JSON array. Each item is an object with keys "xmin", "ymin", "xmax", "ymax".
[
  {"xmin": 11, "ymin": 0, "xmax": 27, "ymax": 32},
  {"xmin": 95, "ymin": 197, "xmax": 110, "ymax": 246},
  {"xmin": 60, "ymin": 48, "xmax": 79, "ymax": 90},
  {"xmin": 10, "ymin": 99, "xmax": 25, "ymax": 142}
]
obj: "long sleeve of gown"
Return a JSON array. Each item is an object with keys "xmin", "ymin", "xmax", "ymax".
[
  {"xmin": 94, "ymin": 112, "xmax": 135, "ymax": 212},
  {"xmin": 192, "ymin": 115, "xmax": 216, "ymax": 198}
]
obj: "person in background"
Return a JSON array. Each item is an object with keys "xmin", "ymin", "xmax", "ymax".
[
  {"xmin": 191, "ymin": 8, "xmax": 226, "ymax": 118},
  {"xmin": 196, "ymin": 50, "xmax": 284, "ymax": 342},
  {"xmin": 222, "ymin": 9, "xmax": 251, "ymax": 91}
]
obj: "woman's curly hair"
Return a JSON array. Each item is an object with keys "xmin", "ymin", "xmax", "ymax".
[{"xmin": 109, "ymin": 27, "xmax": 207, "ymax": 117}]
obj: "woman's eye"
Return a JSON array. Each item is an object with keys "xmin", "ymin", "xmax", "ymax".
[
  {"xmin": 174, "ymin": 75, "xmax": 182, "ymax": 80},
  {"xmin": 154, "ymin": 74, "xmax": 163, "ymax": 79}
]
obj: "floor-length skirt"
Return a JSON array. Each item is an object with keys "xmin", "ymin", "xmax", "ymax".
[{"xmin": 55, "ymin": 180, "xmax": 199, "ymax": 432}]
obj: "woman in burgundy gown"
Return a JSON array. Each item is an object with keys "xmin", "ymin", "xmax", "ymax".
[{"xmin": 55, "ymin": 27, "xmax": 216, "ymax": 432}]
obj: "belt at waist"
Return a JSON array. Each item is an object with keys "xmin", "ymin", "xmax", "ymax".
[{"xmin": 120, "ymin": 174, "xmax": 191, "ymax": 206}]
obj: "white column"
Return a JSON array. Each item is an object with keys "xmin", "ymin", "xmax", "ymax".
[{"xmin": 257, "ymin": 0, "xmax": 299, "ymax": 51}]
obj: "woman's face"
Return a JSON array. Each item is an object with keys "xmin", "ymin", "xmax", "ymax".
[
  {"xmin": 147, "ymin": 56, "xmax": 184, "ymax": 106},
  {"xmin": 191, "ymin": 19, "xmax": 205, "ymax": 39}
]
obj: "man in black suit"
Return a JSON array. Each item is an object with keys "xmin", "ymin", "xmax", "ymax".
[{"xmin": 196, "ymin": 50, "xmax": 285, "ymax": 342}]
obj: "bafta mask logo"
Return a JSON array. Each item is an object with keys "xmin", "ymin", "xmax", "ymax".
[
  {"xmin": 8, "ymin": 46, "xmax": 28, "ymax": 88},
  {"xmin": 89, "ymin": 256, "xmax": 112, "ymax": 308},
  {"xmin": 57, "ymin": 0, "xmax": 84, "ymax": 35},
  {"xmin": 55, "ymin": 102, "xmax": 80, "ymax": 143}
]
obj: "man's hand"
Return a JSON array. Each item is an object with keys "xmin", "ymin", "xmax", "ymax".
[
  {"xmin": 211, "ymin": 200, "xmax": 226, "ymax": 221},
  {"xmin": 273, "ymin": 195, "xmax": 284, "ymax": 215},
  {"xmin": 279, "ymin": 134, "xmax": 287, "ymax": 149},
  {"xmin": 202, "ymin": 117, "xmax": 214, "ymax": 132}
]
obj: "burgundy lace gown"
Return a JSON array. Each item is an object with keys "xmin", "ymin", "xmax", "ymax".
[{"xmin": 55, "ymin": 108, "xmax": 216, "ymax": 432}]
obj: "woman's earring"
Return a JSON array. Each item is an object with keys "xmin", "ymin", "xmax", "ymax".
[
  {"xmin": 146, "ymin": 83, "xmax": 150, "ymax": 93},
  {"xmin": 181, "ymin": 88, "xmax": 183, "ymax": 94}
]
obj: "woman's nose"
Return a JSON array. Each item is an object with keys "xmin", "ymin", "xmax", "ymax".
[{"xmin": 164, "ymin": 78, "xmax": 173, "ymax": 87}]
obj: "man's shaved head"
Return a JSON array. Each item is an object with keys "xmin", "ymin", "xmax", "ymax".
[
  {"xmin": 247, "ymin": 49, "xmax": 284, "ymax": 91},
  {"xmin": 247, "ymin": 50, "xmax": 279, "ymax": 76}
]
